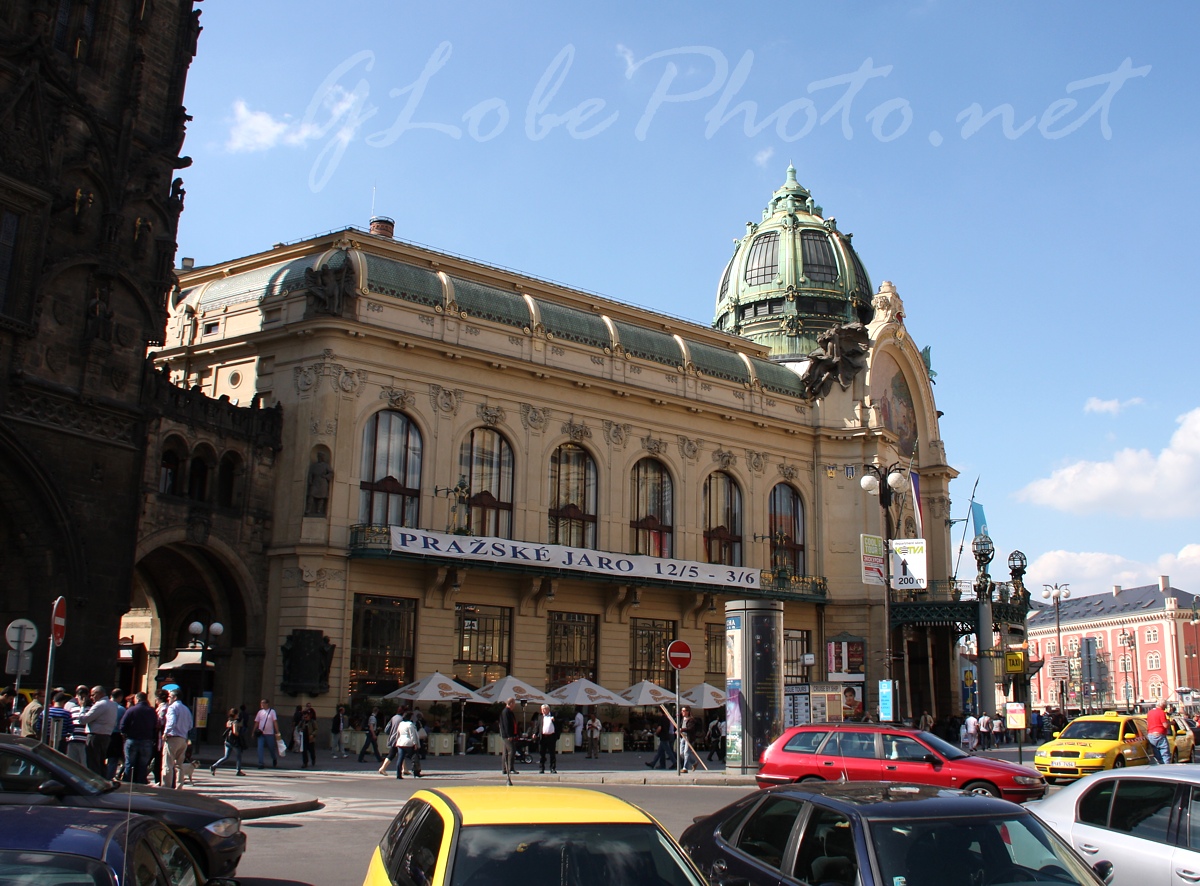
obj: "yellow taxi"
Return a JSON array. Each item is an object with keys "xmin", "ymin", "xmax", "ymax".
[
  {"xmin": 1033, "ymin": 711, "xmax": 1153, "ymax": 782},
  {"xmin": 1169, "ymin": 715, "xmax": 1195, "ymax": 762},
  {"xmin": 362, "ymin": 786, "xmax": 707, "ymax": 886}
]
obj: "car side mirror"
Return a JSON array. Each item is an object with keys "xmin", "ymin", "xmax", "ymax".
[
  {"xmin": 1092, "ymin": 860, "xmax": 1114, "ymax": 884},
  {"xmin": 36, "ymin": 779, "xmax": 69, "ymax": 797},
  {"xmin": 923, "ymin": 754, "xmax": 940, "ymax": 765},
  {"xmin": 1052, "ymin": 732, "xmax": 1061, "ymax": 739}
]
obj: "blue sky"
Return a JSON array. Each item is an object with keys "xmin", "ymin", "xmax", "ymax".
[{"xmin": 175, "ymin": 2, "xmax": 1199, "ymax": 598}]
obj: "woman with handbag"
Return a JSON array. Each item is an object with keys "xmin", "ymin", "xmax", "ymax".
[
  {"xmin": 211, "ymin": 708, "xmax": 245, "ymax": 776},
  {"xmin": 394, "ymin": 712, "xmax": 421, "ymax": 779}
]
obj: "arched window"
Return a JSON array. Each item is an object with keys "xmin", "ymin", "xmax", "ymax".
[
  {"xmin": 1148, "ymin": 652, "xmax": 1161, "ymax": 670},
  {"xmin": 743, "ymin": 232, "xmax": 779, "ymax": 286},
  {"xmin": 359, "ymin": 410, "xmax": 422, "ymax": 526},
  {"xmin": 187, "ymin": 445, "xmax": 215, "ymax": 502},
  {"xmin": 459, "ymin": 428, "xmax": 514, "ymax": 538},
  {"xmin": 1047, "ymin": 641, "xmax": 1057, "ymax": 655},
  {"xmin": 703, "ymin": 471, "xmax": 742, "ymax": 566},
  {"xmin": 1146, "ymin": 627, "xmax": 1159, "ymax": 643},
  {"xmin": 158, "ymin": 436, "xmax": 188, "ymax": 496},
  {"xmin": 800, "ymin": 231, "xmax": 838, "ymax": 283},
  {"xmin": 1150, "ymin": 682, "xmax": 1163, "ymax": 700},
  {"xmin": 548, "ymin": 443, "xmax": 597, "ymax": 548},
  {"xmin": 216, "ymin": 452, "xmax": 242, "ymax": 508},
  {"xmin": 1068, "ymin": 638, "xmax": 1079, "ymax": 654},
  {"xmin": 630, "ymin": 458, "xmax": 672, "ymax": 557},
  {"xmin": 768, "ymin": 483, "xmax": 805, "ymax": 576}
]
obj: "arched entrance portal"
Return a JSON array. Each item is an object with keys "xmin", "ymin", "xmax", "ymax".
[{"xmin": 126, "ymin": 535, "xmax": 264, "ymax": 734}]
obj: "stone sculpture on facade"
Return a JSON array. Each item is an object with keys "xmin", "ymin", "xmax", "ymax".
[
  {"xmin": 305, "ymin": 260, "xmax": 356, "ymax": 316},
  {"xmin": 800, "ymin": 322, "xmax": 871, "ymax": 400},
  {"xmin": 305, "ymin": 452, "xmax": 334, "ymax": 517}
]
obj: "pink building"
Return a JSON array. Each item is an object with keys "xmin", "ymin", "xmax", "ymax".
[{"xmin": 1027, "ymin": 577, "xmax": 1200, "ymax": 712}]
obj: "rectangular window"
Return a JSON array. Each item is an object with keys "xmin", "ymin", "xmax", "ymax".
[
  {"xmin": 705, "ymin": 623, "xmax": 725, "ymax": 677},
  {"xmin": 784, "ymin": 630, "xmax": 812, "ymax": 685},
  {"xmin": 349, "ymin": 595, "xmax": 416, "ymax": 700},
  {"xmin": 455, "ymin": 603, "xmax": 511, "ymax": 687},
  {"xmin": 630, "ymin": 618, "xmax": 674, "ymax": 686},
  {"xmin": 203, "ymin": 321, "xmax": 220, "ymax": 336},
  {"xmin": 546, "ymin": 611, "xmax": 597, "ymax": 691},
  {"xmin": 0, "ymin": 209, "xmax": 20, "ymax": 314}
]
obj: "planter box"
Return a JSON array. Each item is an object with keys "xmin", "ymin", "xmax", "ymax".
[
  {"xmin": 600, "ymin": 732, "xmax": 624, "ymax": 753},
  {"xmin": 557, "ymin": 733, "xmax": 575, "ymax": 754},
  {"xmin": 487, "ymin": 733, "xmax": 504, "ymax": 755},
  {"xmin": 427, "ymin": 733, "xmax": 454, "ymax": 756}
]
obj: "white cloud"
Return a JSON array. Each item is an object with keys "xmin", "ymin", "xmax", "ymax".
[
  {"xmin": 224, "ymin": 91, "xmax": 355, "ymax": 153},
  {"xmin": 754, "ymin": 147, "xmax": 775, "ymax": 168},
  {"xmin": 1016, "ymin": 406, "xmax": 1200, "ymax": 518},
  {"xmin": 1084, "ymin": 396, "xmax": 1144, "ymax": 416},
  {"xmin": 616, "ymin": 44, "xmax": 636, "ymax": 77},
  {"xmin": 225, "ymin": 100, "xmax": 288, "ymax": 152},
  {"xmin": 1027, "ymin": 543, "xmax": 1200, "ymax": 598}
]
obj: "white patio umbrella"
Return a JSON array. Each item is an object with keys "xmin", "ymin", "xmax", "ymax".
[
  {"xmin": 618, "ymin": 680, "xmax": 677, "ymax": 707},
  {"xmin": 546, "ymin": 678, "xmax": 630, "ymax": 708},
  {"xmin": 384, "ymin": 672, "xmax": 487, "ymax": 736},
  {"xmin": 475, "ymin": 675, "xmax": 550, "ymax": 705},
  {"xmin": 681, "ymin": 682, "xmax": 727, "ymax": 709}
]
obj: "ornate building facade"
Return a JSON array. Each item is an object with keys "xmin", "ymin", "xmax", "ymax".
[{"xmin": 144, "ymin": 170, "xmax": 968, "ymax": 726}]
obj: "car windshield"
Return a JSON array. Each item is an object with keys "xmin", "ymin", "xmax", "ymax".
[
  {"xmin": 1058, "ymin": 721, "xmax": 1119, "ymax": 741},
  {"xmin": 869, "ymin": 813, "xmax": 1100, "ymax": 886},
  {"xmin": 449, "ymin": 823, "xmax": 705, "ymax": 886},
  {"xmin": 24, "ymin": 743, "xmax": 114, "ymax": 795},
  {"xmin": 914, "ymin": 731, "xmax": 968, "ymax": 760},
  {"xmin": 0, "ymin": 849, "xmax": 114, "ymax": 885}
]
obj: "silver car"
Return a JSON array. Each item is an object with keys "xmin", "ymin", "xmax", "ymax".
[{"xmin": 1026, "ymin": 764, "xmax": 1200, "ymax": 886}]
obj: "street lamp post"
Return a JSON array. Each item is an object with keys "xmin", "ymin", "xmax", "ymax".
[
  {"xmin": 860, "ymin": 462, "xmax": 909, "ymax": 702},
  {"xmin": 188, "ymin": 620, "xmax": 223, "ymax": 739},
  {"xmin": 1042, "ymin": 584, "xmax": 1070, "ymax": 710},
  {"xmin": 972, "ymin": 535, "xmax": 996, "ymax": 717}
]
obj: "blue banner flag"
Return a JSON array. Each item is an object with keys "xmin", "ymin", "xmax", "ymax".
[{"xmin": 971, "ymin": 502, "xmax": 989, "ymax": 538}]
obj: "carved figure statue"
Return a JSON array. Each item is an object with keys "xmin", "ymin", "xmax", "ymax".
[
  {"xmin": 84, "ymin": 285, "xmax": 115, "ymax": 343},
  {"xmin": 304, "ymin": 261, "xmax": 356, "ymax": 317},
  {"xmin": 800, "ymin": 322, "xmax": 870, "ymax": 400},
  {"xmin": 305, "ymin": 452, "xmax": 334, "ymax": 517}
]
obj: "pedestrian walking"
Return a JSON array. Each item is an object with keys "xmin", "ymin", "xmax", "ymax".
[
  {"xmin": 211, "ymin": 707, "xmax": 246, "ymax": 776},
  {"xmin": 119, "ymin": 692, "xmax": 158, "ymax": 784},
  {"xmin": 536, "ymin": 704, "xmax": 559, "ymax": 774},
  {"xmin": 992, "ymin": 713, "xmax": 1005, "ymax": 747},
  {"xmin": 393, "ymin": 712, "xmax": 421, "ymax": 779},
  {"xmin": 964, "ymin": 713, "xmax": 980, "ymax": 753},
  {"xmin": 679, "ymin": 706, "xmax": 701, "ymax": 773},
  {"xmin": 358, "ymin": 706, "xmax": 383, "ymax": 763},
  {"xmin": 499, "ymin": 698, "xmax": 519, "ymax": 784},
  {"xmin": 978, "ymin": 712, "xmax": 992, "ymax": 751},
  {"xmin": 645, "ymin": 712, "xmax": 676, "ymax": 770},
  {"xmin": 79, "ymin": 686, "xmax": 119, "ymax": 776},
  {"xmin": 161, "ymin": 689, "xmax": 193, "ymax": 789},
  {"xmin": 1147, "ymin": 699, "xmax": 1172, "ymax": 764},
  {"xmin": 299, "ymin": 708, "xmax": 317, "ymax": 768},
  {"xmin": 918, "ymin": 710, "xmax": 934, "ymax": 732},
  {"xmin": 573, "ymin": 708, "xmax": 584, "ymax": 751},
  {"xmin": 706, "ymin": 716, "xmax": 726, "ymax": 762},
  {"xmin": 253, "ymin": 699, "xmax": 281, "ymax": 768},
  {"xmin": 330, "ymin": 705, "xmax": 348, "ymax": 758},
  {"xmin": 378, "ymin": 710, "xmax": 402, "ymax": 775},
  {"xmin": 585, "ymin": 711, "xmax": 602, "ymax": 759}
]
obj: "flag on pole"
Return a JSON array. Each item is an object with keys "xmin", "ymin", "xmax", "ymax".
[
  {"xmin": 909, "ymin": 471, "xmax": 924, "ymax": 539},
  {"xmin": 971, "ymin": 502, "xmax": 989, "ymax": 538}
]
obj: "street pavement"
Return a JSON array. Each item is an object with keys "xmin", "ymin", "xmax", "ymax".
[{"xmin": 196, "ymin": 741, "xmax": 757, "ymax": 819}]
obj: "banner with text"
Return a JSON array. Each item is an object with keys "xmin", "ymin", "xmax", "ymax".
[{"xmin": 389, "ymin": 527, "xmax": 761, "ymax": 590}]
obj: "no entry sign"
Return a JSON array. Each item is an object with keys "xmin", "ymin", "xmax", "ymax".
[
  {"xmin": 667, "ymin": 640, "xmax": 692, "ymax": 670},
  {"xmin": 51, "ymin": 597, "xmax": 66, "ymax": 647}
]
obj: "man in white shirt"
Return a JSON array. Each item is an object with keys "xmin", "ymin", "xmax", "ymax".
[
  {"xmin": 978, "ymin": 712, "xmax": 992, "ymax": 751},
  {"xmin": 964, "ymin": 713, "xmax": 980, "ymax": 753},
  {"xmin": 78, "ymin": 686, "xmax": 119, "ymax": 776},
  {"xmin": 537, "ymin": 704, "xmax": 558, "ymax": 774},
  {"xmin": 161, "ymin": 689, "xmax": 194, "ymax": 789},
  {"xmin": 253, "ymin": 699, "xmax": 280, "ymax": 769}
]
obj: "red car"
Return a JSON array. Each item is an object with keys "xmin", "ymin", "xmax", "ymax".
[{"xmin": 756, "ymin": 723, "xmax": 1047, "ymax": 802}]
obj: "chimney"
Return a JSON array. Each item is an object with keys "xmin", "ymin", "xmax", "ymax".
[
  {"xmin": 369, "ymin": 216, "xmax": 395, "ymax": 238},
  {"xmin": 1112, "ymin": 585, "xmax": 1122, "ymax": 596},
  {"xmin": 181, "ymin": 257, "xmax": 194, "ymax": 270},
  {"xmin": 1161, "ymin": 575, "xmax": 1171, "ymax": 591}
]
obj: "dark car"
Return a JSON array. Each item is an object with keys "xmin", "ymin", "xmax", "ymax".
[
  {"xmin": 680, "ymin": 781, "xmax": 1112, "ymax": 886},
  {"xmin": 756, "ymin": 722, "xmax": 1047, "ymax": 802},
  {"xmin": 0, "ymin": 734, "xmax": 245, "ymax": 878},
  {"xmin": 0, "ymin": 806, "xmax": 241, "ymax": 885}
]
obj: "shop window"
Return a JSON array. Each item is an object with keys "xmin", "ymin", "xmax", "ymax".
[
  {"xmin": 706, "ymin": 623, "xmax": 726, "ymax": 678},
  {"xmin": 630, "ymin": 618, "xmax": 674, "ymax": 687},
  {"xmin": 546, "ymin": 612, "xmax": 597, "ymax": 691},
  {"xmin": 455, "ymin": 603, "xmax": 511, "ymax": 687},
  {"xmin": 349, "ymin": 595, "xmax": 416, "ymax": 699}
]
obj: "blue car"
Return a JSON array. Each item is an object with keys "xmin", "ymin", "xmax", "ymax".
[{"xmin": 0, "ymin": 805, "xmax": 241, "ymax": 884}]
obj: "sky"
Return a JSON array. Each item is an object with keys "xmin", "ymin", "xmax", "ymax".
[{"xmin": 174, "ymin": 2, "xmax": 1200, "ymax": 599}]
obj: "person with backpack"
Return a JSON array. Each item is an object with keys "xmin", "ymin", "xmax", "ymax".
[
  {"xmin": 392, "ymin": 712, "xmax": 421, "ymax": 779},
  {"xmin": 706, "ymin": 715, "xmax": 726, "ymax": 762},
  {"xmin": 211, "ymin": 707, "xmax": 245, "ymax": 776},
  {"xmin": 358, "ymin": 706, "xmax": 383, "ymax": 764}
]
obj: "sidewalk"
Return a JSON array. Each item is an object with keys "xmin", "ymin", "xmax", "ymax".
[{"xmin": 195, "ymin": 741, "xmax": 757, "ymax": 819}]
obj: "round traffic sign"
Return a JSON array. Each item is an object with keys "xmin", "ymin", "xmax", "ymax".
[
  {"xmin": 51, "ymin": 597, "xmax": 66, "ymax": 647},
  {"xmin": 5, "ymin": 618, "xmax": 38, "ymax": 650},
  {"xmin": 666, "ymin": 639, "xmax": 692, "ymax": 670}
]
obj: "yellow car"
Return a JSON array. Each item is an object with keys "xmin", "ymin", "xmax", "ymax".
[
  {"xmin": 1033, "ymin": 712, "xmax": 1153, "ymax": 782},
  {"xmin": 362, "ymin": 786, "xmax": 708, "ymax": 886},
  {"xmin": 1169, "ymin": 715, "xmax": 1195, "ymax": 762}
]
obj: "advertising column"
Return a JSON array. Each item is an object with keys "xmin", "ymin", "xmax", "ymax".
[{"xmin": 725, "ymin": 600, "xmax": 783, "ymax": 774}]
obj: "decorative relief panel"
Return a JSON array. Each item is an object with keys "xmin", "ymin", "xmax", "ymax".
[
  {"xmin": 676, "ymin": 436, "xmax": 701, "ymax": 461},
  {"xmin": 294, "ymin": 349, "xmax": 367, "ymax": 397},
  {"xmin": 641, "ymin": 435, "xmax": 667, "ymax": 455},
  {"xmin": 310, "ymin": 418, "xmax": 338, "ymax": 437},
  {"xmin": 602, "ymin": 420, "xmax": 631, "ymax": 448},
  {"xmin": 520, "ymin": 403, "xmax": 550, "ymax": 431},
  {"xmin": 744, "ymin": 450, "xmax": 768, "ymax": 474},
  {"xmin": 562, "ymin": 419, "xmax": 591, "ymax": 442},
  {"xmin": 777, "ymin": 463, "xmax": 799, "ymax": 482},
  {"xmin": 477, "ymin": 403, "xmax": 506, "ymax": 427},
  {"xmin": 381, "ymin": 387, "xmax": 416, "ymax": 410},
  {"xmin": 429, "ymin": 384, "xmax": 463, "ymax": 414},
  {"xmin": 712, "ymin": 448, "xmax": 737, "ymax": 470}
]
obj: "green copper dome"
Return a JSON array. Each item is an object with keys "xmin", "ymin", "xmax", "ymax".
[{"xmin": 713, "ymin": 166, "xmax": 874, "ymax": 359}]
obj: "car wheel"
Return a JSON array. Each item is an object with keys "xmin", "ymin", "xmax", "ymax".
[
  {"xmin": 1112, "ymin": 756, "xmax": 1125, "ymax": 769},
  {"xmin": 963, "ymin": 781, "xmax": 1001, "ymax": 797},
  {"xmin": 797, "ymin": 775, "xmax": 824, "ymax": 784}
]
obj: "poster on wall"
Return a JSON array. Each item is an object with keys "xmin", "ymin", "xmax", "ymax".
[
  {"xmin": 840, "ymin": 683, "xmax": 866, "ymax": 721},
  {"xmin": 826, "ymin": 634, "xmax": 866, "ymax": 682},
  {"xmin": 785, "ymin": 684, "xmax": 810, "ymax": 728},
  {"xmin": 809, "ymin": 682, "xmax": 846, "ymax": 723},
  {"xmin": 725, "ymin": 615, "xmax": 743, "ymax": 766}
]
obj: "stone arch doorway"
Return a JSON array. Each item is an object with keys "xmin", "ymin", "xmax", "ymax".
[{"xmin": 127, "ymin": 533, "xmax": 264, "ymax": 729}]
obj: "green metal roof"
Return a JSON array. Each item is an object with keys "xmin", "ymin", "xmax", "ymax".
[
  {"xmin": 535, "ymin": 299, "xmax": 611, "ymax": 349},
  {"xmin": 198, "ymin": 256, "xmax": 314, "ymax": 309},
  {"xmin": 363, "ymin": 254, "xmax": 442, "ymax": 307},
  {"xmin": 685, "ymin": 340, "xmax": 750, "ymax": 384},
  {"xmin": 612, "ymin": 320, "xmax": 681, "ymax": 367},
  {"xmin": 451, "ymin": 277, "xmax": 530, "ymax": 328},
  {"xmin": 752, "ymin": 358, "xmax": 808, "ymax": 397}
]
